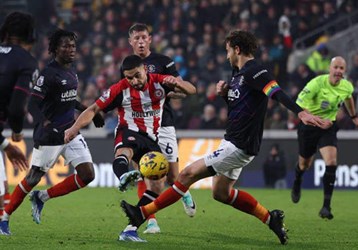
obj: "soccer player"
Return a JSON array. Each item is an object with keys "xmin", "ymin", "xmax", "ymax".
[
  {"xmin": 0, "ymin": 29, "xmax": 104, "ymax": 236},
  {"xmin": 0, "ymin": 11, "xmax": 38, "ymax": 223},
  {"xmin": 291, "ymin": 56, "xmax": 358, "ymax": 219},
  {"xmin": 119, "ymin": 23, "xmax": 196, "ymax": 234},
  {"xmin": 64, "ymin": 54, "xmax": 196, "ymax": 242},
  {"xmin": 120, "ymin": 30, "xmax": 331, "ymax": 245}
]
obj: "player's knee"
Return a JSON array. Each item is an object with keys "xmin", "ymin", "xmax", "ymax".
[
  {"xmin": 147, "ymin": 179, "xmax": 165, "ymax": 193},
  {"xmin": 25, "ymin": 167, "xmax": 44, "ymax": 187},
  {"xmin": 77, "ymin": 164, "xmax": 95, "ymax": 184},
  {"xmin": 166, "ymin": 170, "xmax": 178, "ymax": 186},
  {"xmin": 212, "ymin": 191, "xmax": 229, "ymax": 203}
]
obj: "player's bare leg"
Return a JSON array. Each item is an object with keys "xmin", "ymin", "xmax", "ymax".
[{"xmin": 167, "ymin": 161, "xmax": 196, "ymax": 217}]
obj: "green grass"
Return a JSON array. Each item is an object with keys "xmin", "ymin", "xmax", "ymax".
[{"xmin": 1, "ymin": 187, "xmax": 357, "ymax": 250}]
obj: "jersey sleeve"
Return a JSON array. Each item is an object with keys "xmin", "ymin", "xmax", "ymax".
[
  {"xmin": 161, "ymin": 56, "xmax": 179, "ymax": 77},
  {"xmin": 31, "ymin": 68, "xmax": 54, "ymax": 99},
  {"xmin": 96, "ymin": 81, "xmax": 124, "ymax": 112},
  {"xmin": 345, "ymin": 80, "xmax": 354, "ymax": 99},
  {"xmin": 246, "ymin": 66, "xmax": 281, "ymax": 97},
  {"xmin": 152, "ymin": 74, "xmax": 174, "ymax": 94},
  {"xmin": 15, "ymin": 57, "xmax": 38, "ymax": 94},
  {"xmin": 296, "ymin": 77, "xmax": 320, "ymax": 108}
]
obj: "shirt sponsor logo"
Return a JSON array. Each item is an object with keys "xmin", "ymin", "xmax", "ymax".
[
  {"xmin": 127, "ymin": 136, "xmax": 136, "ymax": 141},
  {"xmin": 61, "ymin": 89, "xmax": 77, "ymax": 101},
  {"xmin": 228, "ymin": 89, "xmax": 240, "ymax": 101},
  {"xmin": 132, "ymin": 109, "xmax": 160, "ymax": 118},
  {"xmin": 320, "ymin": 101, "xmax": 330, "ymax": 109},
  {"xmin": 252, "ymin": 69, "xmax": 268, "ymax": 79}
]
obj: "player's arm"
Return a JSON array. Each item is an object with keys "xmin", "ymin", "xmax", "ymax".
[
  {"xmin": 163, "ymin": 75, "xmax": 196, "ymax": 95},
  {"xmin": 270, "ymin": 86, "xmax": 331, "ymax": 128},
  {"xmin": 75, "ymin": 100, "xmax": 104, "ymax": 128},
  {"xmin": 216, "ymin": 80, "xmax": 229, "ymax": 97},
  {"xmin": 64, "ymin": 103, "xmax": 102, "ymax": 143},
  {"xmin": 296, "ymin": 80, "xmax": 317, "ymax": 107},
  {"xmin": 28, "ymin": 94, "xmax": 47, "ymax": 125},
  {"xmin": 0, "ymin": 137, "xmax": 28, "ymax": 171},
  {"xmin": 7, "ymin": 89, "xmax": 28, "ymax": 141},
  {"xmin": 344, "ymin": 97, "xmax": 358, "ymax": 126}
]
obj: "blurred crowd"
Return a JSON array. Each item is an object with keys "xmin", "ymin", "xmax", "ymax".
[{"xmin": 6, "ymin": 0, "xmax": 358, "ymax": 135}]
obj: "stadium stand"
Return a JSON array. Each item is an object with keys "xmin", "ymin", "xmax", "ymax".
[{"xmin": 2, "ymin": 0, "xmax": 358, "ymax": 131}]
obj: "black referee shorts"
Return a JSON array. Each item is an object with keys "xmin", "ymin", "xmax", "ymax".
[{"xmin": 297, "ymin": 121, "xmax": 338, "ymax": 158}]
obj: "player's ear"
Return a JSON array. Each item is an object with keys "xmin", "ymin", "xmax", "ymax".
[
  {"xmin": 234, "ymin": 45, "xmax": 240, "ymax": 55},
  {"xmin": 128, "ymin": 37, "xmax": 133, "ymax": 46}
]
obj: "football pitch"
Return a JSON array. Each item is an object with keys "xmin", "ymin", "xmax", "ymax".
[{"xmin": 0, "ymin": 187, "xmax": 357, "ymax": 250}]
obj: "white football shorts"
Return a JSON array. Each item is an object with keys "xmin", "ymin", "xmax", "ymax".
[
  {"xmin": 31, "ymin": 134, "xmax": 92, "ymax": 172},
  {"xmin": 158, "ymin": 126, "xmax": 178, "ymax": 163},
  {"xmin": 204, "ymin": 139, "xmax": 255, "ymax": 180}
]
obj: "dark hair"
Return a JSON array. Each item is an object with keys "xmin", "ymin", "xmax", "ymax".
[
  {"xmin": 225, "ymin": 30, "xmax": 258, "ymax": 56},
  {"xmin": 48, "ymin": 29, "xmax": 77, "ymax": 55},
  {"xmin": 128, "ymin": 23, "xmax": 150, "ymax": 36},
  {"xmin": 0, "ymin": 11, "xmax": 35, "ymax": 43},
  {"xmin": 122, "ymin": 55, "xmax": 143, "ymax": 71}
]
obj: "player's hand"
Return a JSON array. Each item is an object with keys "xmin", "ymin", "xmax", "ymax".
[
  {"xmin": 352, "ymin": 116, "xmax": 358, "ymax": 127},
  {"xmin": 216, "ymin": 80, "xmax": 229, "ymax": 96},
  {"xmin": 163, "ymin": 76, "xmax": 178, "ymax": 88},
  {"xmin": 4, "ymin": 143, "xmax": 28, "ymax": 171},
  {"xmin": 64, "ymin": 127, "xmax": 78, "ymax": 144},
  {"xmin": 93, "ymin": 113, "xmax": 105, "ymax": 128},
  {"xmin": 11, "ymin": 132, "xmax": 23, "ymax": 142},
  {"xmin": 298, "ymin": 111, "xmax": 332, "ymax": 128}
]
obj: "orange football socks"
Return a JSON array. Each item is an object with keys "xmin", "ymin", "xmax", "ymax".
[
  {"xmin": 141, "ymin": 181, "xmax": 188, "ymax": 218},
  {"xmin": 228, "ymin": 189, "xmax": 269, "ymax": 223}
]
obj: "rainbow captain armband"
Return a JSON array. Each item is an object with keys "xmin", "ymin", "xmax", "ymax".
[
  {"xmin": 0, "ymin": 138, "xmax": 10, "ymax": 150},
  {"xmin": 263, "ymin": 81, "xmax": 281, "ymax": 97}
]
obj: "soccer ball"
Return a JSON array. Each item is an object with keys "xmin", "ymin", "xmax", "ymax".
[{"xmin": 139, "ymin": 151, "xmax": 169, "ymax": 180}]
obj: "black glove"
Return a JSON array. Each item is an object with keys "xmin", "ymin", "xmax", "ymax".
[{"xmin": 93, "ymin": 113, "xmax": 105, "ymax": 128}]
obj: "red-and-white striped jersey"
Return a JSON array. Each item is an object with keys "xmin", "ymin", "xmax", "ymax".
[{"xmin": 96, "ymin": 74, "xmax": 171, "ymax": 141}]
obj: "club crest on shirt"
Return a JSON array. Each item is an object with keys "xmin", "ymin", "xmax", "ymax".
[
  {"xmin": 155, "ymin": 89, "xmax": 164, "ymax": 98},
  {"xmin": 146, "ymin": 64, "xmax": 156, "ymax": 73},
  {"xmin": 36, "ymin": 76, "xmax": 44, "ymax": 86},
  {"xmin": 127, "ymin": 136, "xmax": 136, "ymax": 141}
]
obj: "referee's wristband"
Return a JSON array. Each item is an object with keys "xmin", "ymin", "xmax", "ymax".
[
  {"xmin": 350, "ymin": 114, "xmax": 357, "ymax": 119},
  {"xmin": 0, "ymin": 138, "xmax": 10, "ymax": 150}
]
